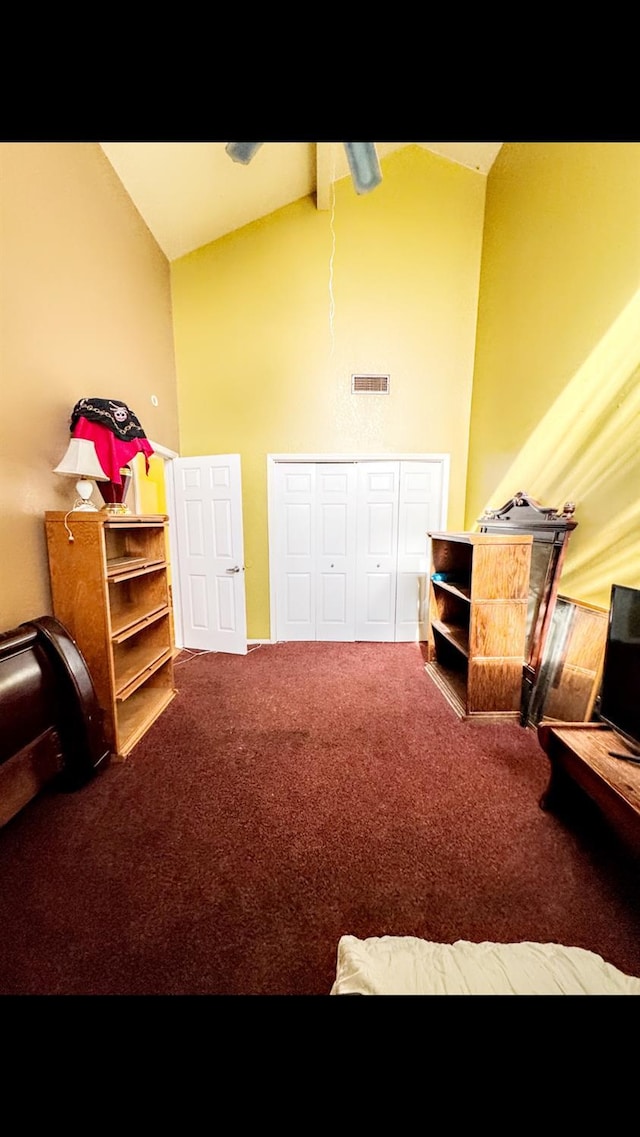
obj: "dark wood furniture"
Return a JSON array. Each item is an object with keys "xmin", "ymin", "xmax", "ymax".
[
  {"xmin": 538, "ymin": 722, "xmax": 640, "ymax": 856},
  {"xmin": 426, "ymin": 531, "xmax": 533, "ymax": 720},
  {"xmin": 477, "ymin": 491, "xmax": 577, "ymax": 725},
  {"xmin": 0, "ymin": 615, "xmax": 109, "ymax": 827}
]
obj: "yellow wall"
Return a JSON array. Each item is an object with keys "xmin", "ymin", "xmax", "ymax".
[
  {"xmin": 466, "ymin": 142, "xmax": 640, "ymax": 609},
  {"xmin": 0, "ymin": 143, "xmax": 180, "ymax": 630},
  {"xmin": 132, "ymin": 452, "xmax": 167, "ymax": 515},
  {"xmin": 171, "ymin": 146, "xmax": 487, "ymax": 638}
]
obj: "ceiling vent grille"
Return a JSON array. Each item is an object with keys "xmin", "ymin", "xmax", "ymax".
[{"xmin": 351, "ymin": 374, "xmax": 390, "ymax": 394}]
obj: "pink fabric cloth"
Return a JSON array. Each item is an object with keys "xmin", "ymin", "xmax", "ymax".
[{"xmin": 72, "ymin": 418, "xmax": 154, "ymax": 484}]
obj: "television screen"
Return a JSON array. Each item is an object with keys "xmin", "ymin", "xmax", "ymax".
[{"xmin": 598, "ymin": 584, "xmax": 640, "ymax": 756}]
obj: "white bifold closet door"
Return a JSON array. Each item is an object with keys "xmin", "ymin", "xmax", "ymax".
[
  {"xmin": 272, "ymin": 458, "xmax": 444, "ymax": 643},
  {"xmin": 275, "ymin": 462, "xmax": 357, "ymax": 642}
]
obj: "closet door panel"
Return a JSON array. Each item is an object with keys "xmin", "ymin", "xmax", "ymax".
[
  {"xmin": 316, "ymin": 464, "xmax": 357, "ymax": 641},
  {"xmin": 355, "ymin": 462, "xmax": 400, "ymax": 641},
  {"xmin": 275, "ymin": 463, "xmax": 316, "ymax": 640}
]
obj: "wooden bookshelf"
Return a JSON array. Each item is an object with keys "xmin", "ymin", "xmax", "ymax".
[
  {"xmin": 426, "ymin": 531, "xmax": 533, "ymax": 720},
  {"xmin": 45, "ymin": 512, "xmax": 177, "ymax": 760}
]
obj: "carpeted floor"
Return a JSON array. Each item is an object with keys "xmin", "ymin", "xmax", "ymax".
[{"xmin": 0, "ymin": 641, "xmax": 638, "ymax": 995}]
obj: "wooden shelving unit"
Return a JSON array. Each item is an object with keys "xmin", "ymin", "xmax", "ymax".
[
  {"xmin": 45, "ymin": 511, "xmax": 177, "ymax": 760},
  {"xmin": 477, "ymin": 491, "xmax": 578, "ymax": 724},
  {"xmin": 426, "ymin": 531, "xmax": 533, "ymax": 720}
]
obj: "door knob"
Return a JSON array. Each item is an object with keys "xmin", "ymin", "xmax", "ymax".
[{"xmin": 226, "ymin": 565, "xmax": 241, "ymax": 574}]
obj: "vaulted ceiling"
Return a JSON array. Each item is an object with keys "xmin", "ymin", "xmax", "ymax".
[{"xmin": 99, "ymin": 141, "xmax": 503, "ymax": 261}]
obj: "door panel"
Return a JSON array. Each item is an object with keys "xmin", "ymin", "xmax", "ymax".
[
  {"xmin": 275, "ymin": 463, "xmax": 316, "ymax": 640},
  {"xmin": 355, "ymin": 462, "xmax": 400, "ymax": 641},
  {"xmin": 316, "ymin": 465, "xmax": 357, "ymax": 641},
  {"xmin": 172, "ymin": 454, "xmax": 247, "ymax": 654}
]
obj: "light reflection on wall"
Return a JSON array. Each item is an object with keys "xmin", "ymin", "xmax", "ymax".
[{"xmin": 477, "ymin": 289, "xmax": 640, "ymax": 610}]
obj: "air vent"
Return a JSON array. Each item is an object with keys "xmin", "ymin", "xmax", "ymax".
[{"xmin": 351, "ymin": 374, "xmax": 390, "ymax": 394}]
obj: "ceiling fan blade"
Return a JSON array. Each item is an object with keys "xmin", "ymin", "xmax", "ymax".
[
  {"xmin": 343, "ymin": 142, "xmax": 382, "ymax": 194},
  {"xmin": 225, "ymin": 142, "xmax": 264, "ymax": 165},
  {"xmin": 225, "ymin": 140, "xmax": 383, "ymax": 196}
]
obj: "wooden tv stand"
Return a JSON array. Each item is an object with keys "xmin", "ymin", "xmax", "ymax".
[{"xmin": 537, "ymin": 722, "xmax": 640, "ymax": 855}]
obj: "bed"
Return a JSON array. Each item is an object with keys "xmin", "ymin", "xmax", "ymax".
[{"xmin": 330, "ymin": 935, "xmax": 640, "ymax": 995}]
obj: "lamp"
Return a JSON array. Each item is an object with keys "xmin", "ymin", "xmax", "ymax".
[
  {"xmin": 53, "ymin": 438, "xmax": 109, "ymax": 511},
  {"xmin": 96, "ymin": 466, "xmax": 133, "ymax": 515}
]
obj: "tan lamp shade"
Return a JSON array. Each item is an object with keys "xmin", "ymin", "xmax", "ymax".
[{"xmin": 54, "ymin": 437, "xmax": 109, "ymax": 511}]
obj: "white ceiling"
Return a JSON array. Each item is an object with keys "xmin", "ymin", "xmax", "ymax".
[{"xmin": 99, "ymin": 141, "xmax": 503, "ymax": 261}]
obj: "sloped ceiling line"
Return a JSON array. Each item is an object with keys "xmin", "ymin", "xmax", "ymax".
[{"xmin": 99, "ymin": 141, "xmax": 503, "ymax": 260}]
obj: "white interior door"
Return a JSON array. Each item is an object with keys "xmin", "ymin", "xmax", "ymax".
[{"xmin": 172, "ymin": 454, "xmax": 247, "ymax": 654}]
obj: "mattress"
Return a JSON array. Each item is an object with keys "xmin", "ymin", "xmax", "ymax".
[{"xmin": 330, "ymin": 935, "xmax": 640, "ymax": 995}]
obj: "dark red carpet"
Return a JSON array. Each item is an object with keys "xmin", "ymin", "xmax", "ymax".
[{"xmin": 1, "ymin": 641, "xmax": 638, "ymax": 995}]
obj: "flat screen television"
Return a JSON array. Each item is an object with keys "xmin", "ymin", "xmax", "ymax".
[{"xmin": 598, "ymin": 583, "xmax": 640, "ymax": 758}]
